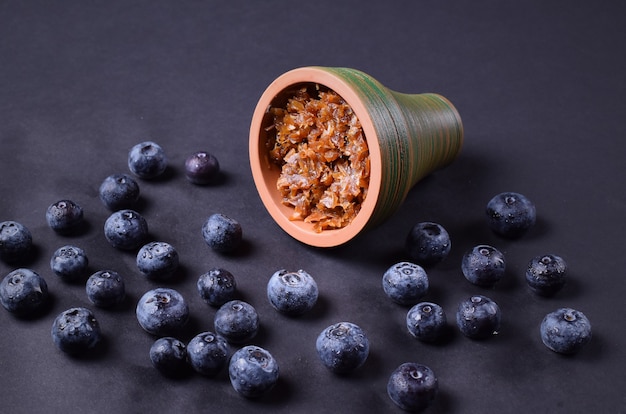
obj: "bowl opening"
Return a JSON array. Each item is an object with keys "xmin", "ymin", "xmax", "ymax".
[{"xmin": 250, "ymin": 72, "xmax": 382, "ymax": 247}]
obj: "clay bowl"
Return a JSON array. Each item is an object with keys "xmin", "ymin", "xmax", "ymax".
[{"xmin": 249, "ymin": 66, "xmax": 463, "ymax": 248}]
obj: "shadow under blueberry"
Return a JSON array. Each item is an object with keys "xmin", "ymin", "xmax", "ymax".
[
  {"xmin": 103, "ymin": 290, "xmax": 137, "ymax": 313},
  {"xmin": 238, "ymin": 323, "xmax": 267, "ymax": 346},
  {"xmin": 487, "ymin": 267, "xmax": 521, "ymax": 293},
  {"xmin": 153, "ymin": 361, "xmax": 194, "ymax": 380},
  {"xmin": 53, "ymin": 219, "xmax": 92, "ymax": 238},
  {"xmin": 564, "ymin": 329, "xmax": 604, "ymax": 362},
  {"xmin": 217, "ymin": 238, "xmax": 255, "ymax": 259},
  {"xmin": 177, "ymin": 314, "xmax": 207, "ymax": 341},
  {"xmin": 64, "ymin": 335, "xmax": 110, "ymax": 362},
  {"xmin": 139, "ymin": 165, "xmax": 178, "ymax": 183},
  {"xmin": 58, "ymin": 266, "xmax": 93, "ymax": 286},
  {"xmin": 1, "ymin": 243, "xmax": 43, "ymax": 268},
  {"xmin": 553, "ymin": 274, "xmax": 584, "ymax": 300},
  {"xmin": 10, "ymin": 291, "xmax": 56, "ymax": 321},
  {"xmin": 425, "ymin": 387, "xmax": 457, "ymax": 414},
  {"xmin": 520, "ymin": 216, "xmax": 551, "ymax": 241},
  {"xmin": 320, "ymin": 348, "xmax": 383, "ymax": 383},
  {"xmin": 421, "ymin": 323, "xmax": 456, "ymax": 347},
  {"xmin": 299, "ymin": 294, "xmax": 331, "ymax": 321},
  {"xmin": 187, "ymin": 170, "xmax": 230, "ymax": 187},
  {"xmin": 154, "ymin": 264, "xmax": 191, "ymax": 287},
  {"xmin": 245, "ymin": 376, "xmax": 294, "ymax": 406},
  {"xmin": 128, "ymin": 195, "xmax": 150, "ymax": 214}
]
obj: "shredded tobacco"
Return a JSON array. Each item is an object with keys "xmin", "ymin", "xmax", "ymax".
[{"xmin": 266, "ymin": 86, "xmax": 370, "ymax": 232}]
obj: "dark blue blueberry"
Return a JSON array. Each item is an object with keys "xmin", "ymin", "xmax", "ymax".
[
  {"xmin": 187, "ymin": 331, "xmax": 229, "ymax": 377},
  {"xmin": 214, "ymin": 300, "xmax": 259, "ymax": 344},
  {"xmin": 51, "ymin": 307, "xmax": 101, "ymax": 354},
  {"xmin": 387, "ymin": 362, "xmax": 438, "ymax": 412},
  {"xmin": 104, "ymin": 209, "xmax": 148, "ymax": 250},
  {"xmin": 456, "ymin": 295, "xmax": 501, "ymax": 340},
  {"xmin": 382, "ymin": 262, "xmax": 429, "ymax": 306},
  {"xmin": 267, "ymin": 269, "xmax": 318, "ymax": 316},
  {"xmin": 197, "ymin": 268, "xmax": 237, "ymax": 307},
  {"xmin": 316, "ymin": 322, "xmax": 369, "ymax": 374},
  {"xmin": 46, "ymin": 199, "xmax": 84, "ymax": 234},
  {"xmin": 150, "ymin": 337, "xmax": 188, "ymax": 376},
  {"xmin": 229, "ymin": 345, "xmax": 279, "ymax": 398},
  {"xmin": 128, "ymin": 141, "xmax": 168, "ymax": 179},
  {"xmin": 405, "ymin": 222, "xmax": 451, "ymax": 266},
  {"xmin": 136, "ymin": 288, "xmax": 189, "ymax": 336},
  {"xmin": 136, "ymin": 241, "xmax": 179, "ymax": 281},
  {"xmin": 406, "ymin": 302, "xmax": 447, "ymax": 343},
  {"xmin": 99, "ymin": 173, "xmax": 140, "ymax": 211},
  {"xmin": 486, "ymin": 192, "xmax": 536, "ymax": 238},
  {"xmin": 86, "ymin": 270, "xmax": 126, "ymax": 308},
  {"xmin": 202, "ymin": 213, "xmax": 243, "ymax": 253},
  {"xmin": 461, "ymin": 245, "xmax": 506, "ymax": 288},
  {"xmin": 50, "ymin": 245, "xmax": 89, "ymax": 282},
  {"xmin": 0, "ymin": 268, "xmax": 49, "ymax": 316},
  {"xmin": 540, "ymin": 308, "xmax": 592, "ymax": 355},
  {"xmin": 526, "ymin": 254, "xmax": 567, "ymax": 296},
  {"xmin": 185, "ymin": 151, "xmax": 220, "ymax": 185},
  {"xmin": 0, "ymin": 220, "xmax": 33, "ymax": 262}
]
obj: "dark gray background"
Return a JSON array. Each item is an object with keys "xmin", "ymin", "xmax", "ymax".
[{"xmin": 1, "ymin": 1, "xmax": 624, "ymax": 413}]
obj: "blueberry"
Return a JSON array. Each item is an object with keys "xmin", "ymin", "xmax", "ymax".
[
  {"xmin": 0, "ymin": 268, "xmax": 49, "ymax": 316},
  {"xmin": 486, "ymin": 192, "xmax": 536, "ymax": 238},
  {"xmin": 185, "ymin": 151, "xmax": 220, "ymax": 185},
  {"xmin": 526, "ymin": 254, "xmax": 567, "ymax": 296},
  {"xmin": 187, "ymin": 331, "xmax": 229, "ymax": 377},
  {"xmin": 197, "ymin": 268, "xmax": 238, "ymax": 307},
  {"xmin": 150, "ymin": 337, "xmax": 188, "ymax": 376},
  {"xmin": 214, "ymin": 300, "xmax": 259, "ymax": 344},
  {"xmin": 316, "ymin": 322, "xmax": 369, "ymax": 374},
  {"xmin": 86, "ymin": 270, "xmax": 126, "ymax": 308},
  {"xmin": 99, "ymin": 173, "xmax": 140, "ymax": 211},
  {"xmin": 267, "ymin": 269, "xmax": 318, "ymax": 316},
  {"xmin": 387, "ymin": 362, "xmax": 438, "ymax": 412},
  {"xmin": 382, "ymin": 262, "xmax": 429, "ymax": 306},
  {"xmin": 104, "ymin": 209, "xmax": 148, "ymax": 250},
  {"xmin": 128, "ymin": 141, "xmax": 168, "ymax": 179},
  {"xmin": 202, "ymin": 213, "xmax": 242, "ymax": 253},
  {"xmin": 229, "ymin": 345, "xmax": 279, "ymax": 398},
  {"xmin": 50, "ymin": 245, "xmax": 89, "ymax": 282},
  {"xmin": 46, "ymin": 199, "xmax": 84, "ymax": 234},
  {"xmin": 456, "ymin": 295, "xmax": 501, "ymax": 340},
  {"xmin": 461, "ymin": 245, "xmax": 506, "ymax": 288},
  {"xmin": 136, "ymin": 288, "xmax": 189, "ymax": 336},
  {"xmin": 51, "ymin": 307, "xmax": 101, "ymax": 354},
  {"xmin": 540, "ymin": 308, "xmax": 592, "ymax": 355},
  {"xmin": 405, "ymin": 222, "xmax": 451, "ymax": 266},
  {"xmin": 406, "ymin": 302, "xmax": 447, "ymax": 343},
  {"xmin": 0, "ymin": 220, "xmax": 33, "ymax": 262},
  {"xmin": 136, "ymin": 241, "xmax": 179, "ymax": 281}
]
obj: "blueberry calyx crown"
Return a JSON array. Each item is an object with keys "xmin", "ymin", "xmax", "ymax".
[
  {"xmin": 328, "ymin": 323, "xmax": 350, "ymax": 338},
  {"xmin": 247, "ymin": 348, "xmax": 271, "ymax": 369},
  {"xmin": 147, "ymin": 292, "xmax": 171, "ymax": 306},
  {"xmin": 278, "ymin": 271, "xmax": 303, "ymax": 286},
  {"xmin": 140, "ymin": 143, "xmax": 159, "ymax": 156},
  {"xmin": 563, "ymin": 310, "xmax": 577, "ymax": 322}
]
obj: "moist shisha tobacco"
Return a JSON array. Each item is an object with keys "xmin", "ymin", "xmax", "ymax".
[{"xmin": 266, "ymin": 85, "xmax": 370, "ymax": 232}]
